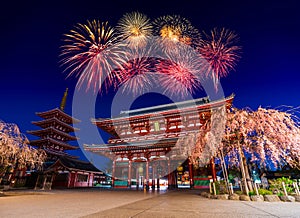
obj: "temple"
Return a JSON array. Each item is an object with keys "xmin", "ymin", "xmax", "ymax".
[
  {"xmin": 85, "ymin": 94, "xmax": 234, "ymax": 190},
  {"xmin": 28, "ymin": 88, "xmax": 107, "ymax": 189}
]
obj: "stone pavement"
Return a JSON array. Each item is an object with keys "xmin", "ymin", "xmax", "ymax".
[{"xmin": 1, "ymin": 189, "xmax": 300, "ymax": 218}]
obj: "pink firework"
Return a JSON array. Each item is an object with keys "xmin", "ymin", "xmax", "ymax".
[
  {"xmin": 156, "ymin": 45, "xmax": 203, "ymax": 97},
  {"xmin": 114, "ymin": 47, "xmax": 154, "ymax": 96},
  {"xmin": 60, "ymin": 20, "xmax": 127, "ymax": 92},
  {"xmin": 198, "ymin": 28, "xmax": 241, "ymax": 79}
]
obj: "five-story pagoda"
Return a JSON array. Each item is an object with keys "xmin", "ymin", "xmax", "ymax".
[{"xmin": 28, "ymin": 88, "xmax": 79, "ymax": 162}]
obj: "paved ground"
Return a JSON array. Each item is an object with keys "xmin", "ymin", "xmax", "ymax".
[{"xmin": 1, "ymin": 189, "xmax": 300, "ymax": 218}]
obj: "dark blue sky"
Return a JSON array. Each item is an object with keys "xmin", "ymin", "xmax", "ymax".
[{"xmin": 1, "ymin": 0, "xmax": 300, "ymax": 159}]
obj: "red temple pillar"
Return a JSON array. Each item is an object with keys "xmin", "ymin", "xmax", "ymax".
[{"xmin": 210, "ymin": 157, "xmax": 217, "ymax": 182}]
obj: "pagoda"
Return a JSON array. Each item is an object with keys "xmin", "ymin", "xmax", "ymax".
[
  {"xmin": 28, "ymin": 88, "xmax": 79, "ymax": 162},
  {"xmin": 28, "ymin": 89, "xmax": 108, "ymax": 189},
  {"xmin": 85, "ymin": 94, "xmax": 234, "ymax": 190}
]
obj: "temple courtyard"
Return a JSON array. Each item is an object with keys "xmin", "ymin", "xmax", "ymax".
[{"xmin": 1, "ymin": 189, "xmax": 300, "ymax": 217}]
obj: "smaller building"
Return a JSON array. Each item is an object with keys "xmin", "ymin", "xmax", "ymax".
[{"xmin": 34, "ymin": 156, "xmax": 107, "ymax": 189}]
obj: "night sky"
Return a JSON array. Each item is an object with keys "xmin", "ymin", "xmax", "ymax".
[{"xmin": 1, "ymin": 0, "xmax": 300, "ymax": 160}]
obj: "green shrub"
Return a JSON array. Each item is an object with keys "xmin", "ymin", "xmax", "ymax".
[
  {"xmin": 213, "ymin": 180, "xmax": 228, "ymax": 194},
  {"xmin": 258, "ymin": 189, "xmax": 272, "ymax": 196},
  {"xmin": 269, "ymin": 177, "xmax": 296, "ymax": 195},
  {"xmin": 248, "ymin": 189, "xmax": 272, "ymax": 196},
  {"xmin": 248, "ymin": 191, "xmax": 255, "ymax": 196},
  {"xmin": 277, "ymin": 192, "xmax": 284, "ymax": 197},
  {"xmin": 235, "ymin": 190, "xmax": 243, "ymax": 195}
]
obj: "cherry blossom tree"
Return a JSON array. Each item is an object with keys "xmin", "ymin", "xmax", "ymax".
[
  {"xmin": 219, "ymin": 107, "xmax": 300, "ymax": 193},
  {"xmin": 0, "ymin": 121, "xmax": 46, "ymax": 184},
  {"xmin": 177, "ymin": 105, "xmax": 300, "ymax": 193},
  {"xmin": 223, "ymin": 107, "xmax": 300, "ymax": 168}
]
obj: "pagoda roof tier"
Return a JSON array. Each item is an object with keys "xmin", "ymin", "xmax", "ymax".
[
  {"xmin": 36, "ymin": 108, "xmax": 80, "ymax": 124},
  {"xmin": 27, "ymin": 127, "xmax": 77, "ymax": 141},
  {"xmin": 45, "ymin": 156, "xmax": 102, "ymax": 173},
  {"xmin": 30, "ymin": 138, "xmax": 78, "ymax": 150},
  {"xmin": 43, "ymin": 148, "xmax": 79, "ymax": 159},
  {"xmin": 32, "ymin": 118, "xmax": 79, "ymax": 132}
]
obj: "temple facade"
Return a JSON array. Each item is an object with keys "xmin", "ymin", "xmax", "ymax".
[
  {"xmin": 28, "ymin": 89, "xmax": 107, "ymax": 189},
  {"xmin": 85, "ymin": 95, "xmax": 234, "ymax": 190}
]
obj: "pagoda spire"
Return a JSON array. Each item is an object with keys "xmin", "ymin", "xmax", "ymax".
[{"xmin": 60, "ymin": 88, "xmax": 68, "ymax": 111}]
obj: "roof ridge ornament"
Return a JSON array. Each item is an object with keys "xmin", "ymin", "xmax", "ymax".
[{"xmin": 60, "ymin": 88, "xmax": 68, "ymax": 111}]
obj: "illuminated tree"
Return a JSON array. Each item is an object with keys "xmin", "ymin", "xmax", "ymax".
[
  {"xmin": 178, "ymin": 106, "xmax": 300, "ymax": 193},
  {"xmin": 219, "ymin": 107, "xmax": 300, "ymax": 193},
  {"xmin": 223, "ymin": 107, "xmax": 300, "ymax": 168},
  {"xmin": 0, "ymin": 121, "xmax": 46, "ymax": 184}
]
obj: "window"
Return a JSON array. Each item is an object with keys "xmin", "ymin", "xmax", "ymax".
[{"xmin": 77, "ymin": 174, "xmax": 88, "ymax": 182}]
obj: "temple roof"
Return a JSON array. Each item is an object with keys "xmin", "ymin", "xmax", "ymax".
[
  {"xmin": 43, "ymin": 148, "xmax": 79, "ymax": 159},
  {"xmin": 27, "ymin": 127, "xmax": 77, "ymax": 141},
  {"xmin": 31, "ymin": 117, "xmax": 79, "ymax": 132},
  {"xmin": 93, "ymin": 94, "xmax": 234, "ymax": 124},
  {"xmin": 85, "ymin": 137, "xmax": 177, "ymax": 151},
  {"xmin": 30, "ymin": 138, "xmax": 78, "ymax": 150},
  {"xmin": 119, "ymin": 96, "xmax": 210, "ymax": 117},
  {"xmin": 46, "ymin": 156, "xmax": 102, "ymax": 173},
  {"xmin": 36, "ymin": 108, "xmax": 80, "ymax": 124}
]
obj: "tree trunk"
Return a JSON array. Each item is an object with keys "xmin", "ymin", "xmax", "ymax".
[
  {"xmin": 242, "ymin": 154, "xmax": 253, "ymax": 192},
  {"xmin": 219, "ymin": 149, "xmax": 230, "ymax": 194}
]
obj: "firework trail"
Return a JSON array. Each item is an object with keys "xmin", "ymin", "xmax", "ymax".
[
  {"xmin": 60, "ymin": 20, "xmax": 128, "ymax": 92},
  {"xmin": 117, "ymin": 11, "xmax": 153, "ymax": 48},
  {"xmin": 198, "ymin": 28, "xmax": 241, "ymax": 80}
]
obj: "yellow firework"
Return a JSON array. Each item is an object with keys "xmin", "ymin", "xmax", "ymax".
[
  {"xmin": 117, "ymin": 12, "xmax": 153, "ymax": 47},
  {"xmin": 153, "ymin": 15, "xmax": 201, "ymax": 48}
]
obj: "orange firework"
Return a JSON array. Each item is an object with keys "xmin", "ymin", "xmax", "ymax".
[{"xmin": 153, "ymin": 15, "xmax": 201, "ymax": 49}]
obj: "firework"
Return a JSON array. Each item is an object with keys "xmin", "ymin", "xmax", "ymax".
[
  {"xmin": 60, "ymin": 20, "xmax": 127, "ymax": 92},
  {"xmin": 114, "ymin": 46, "xmax": 155, "ymax": 96},
  {"xmin": 153, "ymin": 15, "xmax": 201, "ymax": 49},
  {"xmin": 198, "ymin": 28, "xmax": 241, "ymax": 79},
  {"xmin": 156, "ymin": 45, "xmax": 203, "ymax": 97},
  {"xmin": 117, "ymin": 12, "xmax": 152, "ymax": 47}
]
